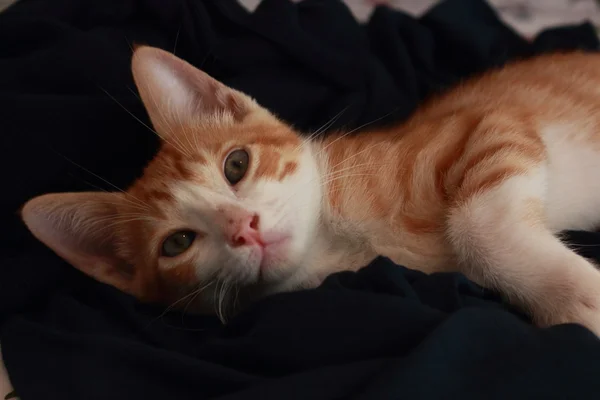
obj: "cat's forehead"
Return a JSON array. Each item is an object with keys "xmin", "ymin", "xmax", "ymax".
[
  {"xmin": 158, "ymin": 118, "xmax": 301, "ymax": 153},
  {"xmin": 128, "ymin": 120, "xmax": 304, "ymax": 207}
]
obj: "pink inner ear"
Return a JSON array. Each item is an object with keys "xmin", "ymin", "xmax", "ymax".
[
  {"xmin": 21, "ymin": 192, "xmax": 138, "ymax": 294},
  {"xmin": 131, "ymin": 46, "xmax": 253, "ymax": 134}
]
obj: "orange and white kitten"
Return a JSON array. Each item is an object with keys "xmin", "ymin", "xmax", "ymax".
[{"xmin": 20, "ymin": 46, "xmax": 600, "ymax": 334}]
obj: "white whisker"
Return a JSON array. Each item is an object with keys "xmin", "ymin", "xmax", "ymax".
[
  {"xmin": 314, "ymin": 108, "xmax": 399, "ymax": 159},
  {"xmin": 53, "ymin": 149, "xmax": 152, "ymax": 212},
  {"xmin": 102, "ymin": 84, "xmax": 191, "ymax": 157},
  {"xmin": 99, "ymin": 86, "xmax": 160, "ymax": 137},
  {"xmin": 319, "ymin": 173, "xmax": 380, "ymax": 188},
  {"xmin": 144, "ymin": 85, "xmax": 193, "ymax": 157},
  {"xmin": 173, "ymin": 25, "xmax": 181, "ymax": 55},
  {"xmin": 326, "ymin": 142, "xmax": 387, "ymax": 173},
  {"xmin": 145, "ymin": 281, "xmax": 213, "ymax": 329},
  {"xmin": 126, "ymin": 86, "xmax": 141, "ymax": 100},
  {"xmin": 216, "ymin": 281, "xmax": 231, "ymax": 324},
  {"xmin": 295, "ymin": 105, "xmax": 350, "ymax": 152},
  {"xmin": 320, "ymin": 162, "xmax": 388, "ymax": 181}
]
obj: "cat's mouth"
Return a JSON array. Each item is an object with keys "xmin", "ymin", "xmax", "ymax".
[{"xmin": 255, "ymin": 233, "xmax": 292, "ymax": 281}]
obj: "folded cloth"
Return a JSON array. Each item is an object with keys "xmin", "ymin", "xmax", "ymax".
[{"xmin": 1, "ymin": 0, "xmax": 600, "ymax": 399}]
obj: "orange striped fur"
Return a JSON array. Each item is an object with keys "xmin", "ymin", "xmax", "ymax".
[{"xmin": 21, "ymin": 47, "xmax": 600, "ymax": 333}]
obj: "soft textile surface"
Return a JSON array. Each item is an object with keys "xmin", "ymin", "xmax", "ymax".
[
  {"xmin": 2, "ymin": 0, "xmax": 600, "ymax": 399},
  {"xmin": 340, "ymin": 0, "xmax": 600, "ymax": 37}
]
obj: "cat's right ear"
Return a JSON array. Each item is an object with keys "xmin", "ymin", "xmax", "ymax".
[
  {"xmin": 131, "ymin": 46, "xmax": 260, "ymax": 135},
  {"xmin": 20, "ymin": 192, "xmax": 142, "ymax": 297}
]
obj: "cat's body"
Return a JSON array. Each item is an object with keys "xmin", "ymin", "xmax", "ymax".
[
  {"xmin": 320, "ymin": 52, "xmax": 600, "ymax": 269},
  {"xmin": 21, "ymin": 47, "xmax": 600, "ymax": 335}
]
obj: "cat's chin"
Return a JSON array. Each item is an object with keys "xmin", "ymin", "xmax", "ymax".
[{"xmin": 256, "ymin": 238, "xmax": 298, "ymax": 283}]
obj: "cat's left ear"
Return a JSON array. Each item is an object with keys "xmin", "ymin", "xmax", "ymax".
[
  {"xmin": 20, "ymin": 192, "xmax": 144, "ymax": 298},
  {"xmin": 131, "ymin": 46, "xmax": 260, "ymax": 135}
]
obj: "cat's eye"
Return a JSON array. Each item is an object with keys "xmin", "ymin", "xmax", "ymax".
[
  {"xmin": 161, "ymin": 231, "xmax": 196, "ymax": 257},
  {"xmin": 224, "ymin": 149, "xmax": 249, "ymax": 185}
]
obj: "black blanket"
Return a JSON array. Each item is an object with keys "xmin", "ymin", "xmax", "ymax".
[{"xmin": 2, "ymin": 0, "xmax": 600, "ymax": 398}]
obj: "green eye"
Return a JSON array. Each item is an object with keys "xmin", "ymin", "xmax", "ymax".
[
  {"xmin": 161, "ymin": 231, "xmax": 196, "ymax": 257},
  {"xmin": 224, "ymin": 149, "xmax": 249, "ymax": 185}
]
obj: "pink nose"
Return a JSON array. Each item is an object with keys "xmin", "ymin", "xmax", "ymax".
[{"xmin": 223, "ymin": 211, "xmax": 262, "ymax": 248}]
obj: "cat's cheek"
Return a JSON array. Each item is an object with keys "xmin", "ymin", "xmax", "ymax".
[
  {"xmin": 289, "ymin": 195, "xmax": 321, "ymax": 257},
  {"xmin": 294, "ymin": 154, "xmax": 324, "ymax": 234}
]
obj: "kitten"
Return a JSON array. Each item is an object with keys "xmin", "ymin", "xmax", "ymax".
[{"xmin": 20, "ymin": 46, "xmax": 600, "ymax": 335}]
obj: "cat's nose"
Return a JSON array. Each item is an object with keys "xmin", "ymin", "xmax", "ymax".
[{"xmin": 226, "ymin": 213, "xmax": 262, "ymax": 248}]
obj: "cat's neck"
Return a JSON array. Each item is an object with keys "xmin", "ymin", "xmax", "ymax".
[
  {"xmin": 306, "ymin": 121, "xmax": 453, "ymax": 273},
  {"xmin": 313, "ymin": 125, "xmax": 417, "ymax": 227}
]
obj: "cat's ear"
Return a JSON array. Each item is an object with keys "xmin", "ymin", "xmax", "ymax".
[
  {"xmin": 131, "ymin": 46, "xmax": 258, "ymax": 135},
  {"xmin": 21, "ymin": 192, "xmax": 141, "ymax": 297}
]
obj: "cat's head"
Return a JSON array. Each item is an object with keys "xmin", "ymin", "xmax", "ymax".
[{"xmin": 21, "ymin": 46, "xmax": 323, "ymax": 315}]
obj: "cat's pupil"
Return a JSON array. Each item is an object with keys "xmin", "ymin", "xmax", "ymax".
[
  {"xmin": 224, "ymin": 149, "xmax": 249, "ymax": 185},
  {"xmin": 161, "ymin": 231, "xmax": 196, "ymax": 257}
]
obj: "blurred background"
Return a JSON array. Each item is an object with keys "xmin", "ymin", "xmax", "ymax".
[
  {"xmin": 2, "ymin": 0, "xmax": 600, "ymax": 38},
  {"xmin": 242, "ymin": 0, "xmax": 600, "ymax": 38}
]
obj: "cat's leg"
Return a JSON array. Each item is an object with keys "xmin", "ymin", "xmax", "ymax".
[{"xmin": 447, "ymin": 166, "xmax": 600, "ymax": 335}]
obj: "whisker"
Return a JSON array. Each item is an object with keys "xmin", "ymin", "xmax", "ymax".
[
  {"xmin": 52, "ymin": 149, "xmax": 152, "ymax": 212},
  {"xmin": 273, "ymin": 112, "xmax": 398, "ymax": 209},
  {"xmin": 100, "ymin": 199, "xmax": 152, "ymax": 214},
  {"xmin": 320, "ymin": 162, "xmax": 389, "ymax": 180},
  {"xmin": 94, "ymin": 211, "xmax": 155, "ymax": 218},
  {"xmin": 124, "ymin": 36, "xmax": 134, "ymax": 53},
  {"xmin": 276, "ymin": 159, "xmax": 390, "ymax": 210},
  {"xmin": 180, "ymin": 283, "xmax": 208, "ymax": 327},
  {"xmin": 52, "ymin": 149, "xmax": 126, "ymax": 194},
  {"xmin": 68, "ymin": 173, "xmax": 111, "ymax": 194},
  {"xmin": 315, "ymin": 105, "xmax": 350, "ymax": 133},
  {"xmin": 319, "ymin": 173, "xmax": 380, "ymax": 188},
  {"xmin": 326, "ymin": 143, "xmax": 386, "ymax": 171},
  {"xmin": 173, "ymin": 25, "xmax": 181, "ymax": 55},
  {"xmin": 95, "ymin": 190, "xmax": 154, "ymax": 212},
  {"xmin": 99, "ymin": 85, "xmax": 191, "ymax": 157},
  {"xmin": 199, "ymin": 47, "xmax": 214, "ymax": 70},
  {"xmin": 181, "ymin": 127, "xmax": 197, "ymax": 160},
  {"xmin": 144, "ymin": 84, "xmax": 193, "ymax": 157},
  {"xmin": 98, "ymin": 86, "xmax": 159, "ymax": 137},
  {"xmin": 295, "ymin": 105, "xmax": 350, "ymax": 152},
  {"xmin": 92, "ymin": 213, "xmax": 156, "ymax": 222},
  {"xmin": 89, "ymin": 217, "xmax": 156, "ymax": 234},
  {"xmin": 314, "ymin": 107, "xmax": 399, "ymax": 158},
  {"xmin": 233, "ymin": 285, "xmax": 241, "ymax": 312},
  {"xmin": 85, "ymin": 215, "xmax": 158, "ymax": 236},
  {"xmin": 145, "ymin": 281, "xmax": 213, "ymax": 330},
  {"xmin": 127, "ymin": 86, "xmax": 141, "ymax": 100},
  {"xmin": 212, "ymin": 279, "xmax": 221, "ymax": 317},
  {"xmin": 569, "ymin": 243, "xmax": 600, "ymax": 248},
  {"xmin": 216, "ymin": 281, "xmax": 230, "ymax": 324}
]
